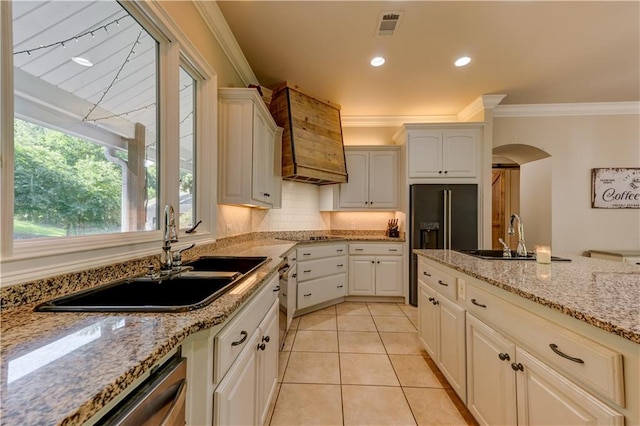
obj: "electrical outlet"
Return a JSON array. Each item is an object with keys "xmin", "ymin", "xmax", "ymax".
[{"xmin": 458, "ymin": 279, "xmax": 466, "ymax": 300}]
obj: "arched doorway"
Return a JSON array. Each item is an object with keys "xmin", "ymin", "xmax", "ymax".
[{"xmin": 491, "ymin": 144, "xmax": 552, "ymax": 250}]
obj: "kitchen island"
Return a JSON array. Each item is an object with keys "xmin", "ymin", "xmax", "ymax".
[{"xmin": 414, "ymin": 249, "xmax": 639, "ymax": 426}]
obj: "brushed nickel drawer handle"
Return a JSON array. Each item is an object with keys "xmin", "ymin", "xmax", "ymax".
[
  {"xmin": 438, "ymin": 280, "xmax": 449, "ymax": 287},
  {"xmin": 231, "ymin": 331, "xmax": 248, "ymax": 346},
  {"xmin": 471, "ymin": 299, "xmax": 487, "ymax": 308},
  {"xmin": 549, "ymin": 344, "xmax": 585, "ymax": 364}
]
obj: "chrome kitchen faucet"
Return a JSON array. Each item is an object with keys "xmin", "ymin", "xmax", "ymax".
[{"xmin": 508, "ymin": 213, "xmax": 527, "ymax": 257}]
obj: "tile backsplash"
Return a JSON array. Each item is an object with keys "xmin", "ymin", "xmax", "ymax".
[{"xmin": 216, "ymin": 181, "xmax": 401, "ymax": 235}]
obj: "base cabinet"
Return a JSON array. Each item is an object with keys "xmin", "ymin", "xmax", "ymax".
[
  {"xmin": 348, "ymin": 243, "xmax": 403, "ymax": 297},
  {"xmin": 466, "ymin": 313, "xmax": 624, "ymax": 426},
  {"xmin": 418, "ymin": 281, "xmax": 466, "ymax": 402},
  {"xmin": 418, "ymin": 258, "xmax": 466, "ymax": 402}
]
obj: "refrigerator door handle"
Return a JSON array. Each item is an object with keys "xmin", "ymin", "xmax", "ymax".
[
  {"xmin": 443, "ymin": 190, "xmax": 448, "ymax": 250},
  {"xmin": 448, "ymin": 190, "xmax": 452, "ymax": 250}
]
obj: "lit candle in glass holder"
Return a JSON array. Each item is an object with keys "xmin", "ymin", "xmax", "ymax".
[{"xmin": 536, "ymin": 245, "xmax": 551, "ymax": 264}]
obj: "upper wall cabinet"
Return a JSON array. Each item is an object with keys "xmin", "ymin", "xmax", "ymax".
[
  {"xmin": 218, "ymin": 88, "xmax": 283, "ymax": 209},
  {"xmin": 398, "ymin": 126, "xmax": 482, "ymax": 180},
  {"xmin": 320, "ymin": 146, "xmax": 398, "ymax": 211}
]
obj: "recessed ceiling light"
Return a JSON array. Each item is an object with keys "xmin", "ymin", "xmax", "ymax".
[
  {"xmin": 71, "ymin": 57, "xmax": 93, "ymax": 67},
  {"xmin": 455, "ymin": 56, "xmax": 471, "ymax": 67},
  {"xmin": 370, "ymin": 56, "xmax": 385, "ymax": 67}
]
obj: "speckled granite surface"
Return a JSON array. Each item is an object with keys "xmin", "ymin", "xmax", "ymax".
[
  {"xmin": 0, "ymin": 233, "xmax": 402, "ymax": 426},
  {"xmin": 0, "ymin": 239, "xmax": 295, "ymax": 426},
  {"xmin": 414, "ymin": 249, "xmax": 640, "ymax": 344}
]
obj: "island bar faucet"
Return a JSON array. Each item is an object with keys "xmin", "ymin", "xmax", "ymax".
[
  {"xmin": 162, "ymin": 204, "xmax": 178, "ymax": 270},
  {"xmin": 508, "ymin": 213, "xmax": 527, "ymax": 257}
]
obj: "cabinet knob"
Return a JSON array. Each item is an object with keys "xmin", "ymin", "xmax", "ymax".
[
  {"xmin": 439, "ymin": 171, "xmax": 443, "ymax": 174},
  {"xmin": 444, "ymin": 171, "xmax": 448, "ymax": 174},
  {"xmin": 257, "ymin": 343, "xmax": 266, "ymax": 351},
  {"xmin": 511, "ymin": 362, "xmax": 524, "ymax": 372},
  {"xmin": 428, "ymin": 297, "xmax": 435, "ymax": 302},
  {"xmin": 371, "ymin": 261, "xmax": 375, "ymax": 264},
  {"xmin": 262, "ymin": 335, "xmax": 270, "ymax": 343},
  {"xmin": 377, "ymin": 261, "xmax": 380, "ymax": 264},
  {"xmin": 498, "ymin": 353, "xmax": 511, "ymax": 361}
]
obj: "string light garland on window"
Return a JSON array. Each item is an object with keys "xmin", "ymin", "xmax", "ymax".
[
  {"xmin": 83, "ymin": 31, "xmax": 143, "ymax": 122},
  {"xmin": 13, "ymin": 15, "xmax": 130, "ymax": 56},
  {"xmin": 85, "ymin": 102, "xmax": 156, "ymax": 122}
]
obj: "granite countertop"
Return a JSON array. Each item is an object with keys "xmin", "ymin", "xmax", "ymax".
[
  {"xmin": 0, "ymin": 239, "xmax": 296, "ymax": 426},
  {"xmin": 414, "ymin": 249, "xmax": 640, "ymax": 344},
  {"xmin": 1, "ymin": 233, "xmax": 404, "ymax": 425},
  {"xmin": 589, "ymin": 249, "xmax": 640, "ymax": 257}
]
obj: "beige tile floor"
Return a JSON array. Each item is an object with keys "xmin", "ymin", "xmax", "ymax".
[{"xmin": 268, "ymin": 302, "xmax": 478, "ymax": 426}]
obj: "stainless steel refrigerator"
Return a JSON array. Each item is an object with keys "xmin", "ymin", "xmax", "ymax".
[{"xmin": 409, "ymin": 184, "xmax": 478, "ymax": 305}]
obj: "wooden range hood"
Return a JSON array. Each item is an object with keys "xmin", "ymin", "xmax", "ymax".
[{"xmin": 269, "ymin": 83, "xmax": 348, "ymax": 185}]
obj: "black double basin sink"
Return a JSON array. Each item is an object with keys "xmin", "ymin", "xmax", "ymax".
[
  {"xmin": 35, "ymin": 256, "xmax": 269, "ymax": 313},
  {"xmin": 457, "ymin": 249, "xmax": 570, "ymax": 262}
]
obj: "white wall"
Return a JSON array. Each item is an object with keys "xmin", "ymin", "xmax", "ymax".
[
  {"xmin": 520, "ymin": 158, "xmax": 552, "ymax": 249},
  {"xmin": 494, "ymin": 114, "xmax": 640, "ymax": 255}
]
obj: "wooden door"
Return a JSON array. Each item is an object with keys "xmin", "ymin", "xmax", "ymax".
[{"xmin": 491, "ymin": 170, "xmax": 506, "ymax": 249}]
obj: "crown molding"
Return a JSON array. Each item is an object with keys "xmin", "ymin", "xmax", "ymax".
[
  {"xmin": 457, "ymin": 94, "xmax": 507, "ymax": 122},
  {"xmin": 193, "ymin": 1, "xmax": 258, "ymax": 86},
  {"xmin": 341, "ymin": 114, "xmax": 459, "ymax": 128},
  {"xmin": 493, "ymin": 102, "xmax": 640, "ymax": 117}
]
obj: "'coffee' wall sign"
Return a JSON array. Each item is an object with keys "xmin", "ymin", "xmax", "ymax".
[{"xmin": 591, "ymin": 168, "xmax": 640, "ymax": 209}]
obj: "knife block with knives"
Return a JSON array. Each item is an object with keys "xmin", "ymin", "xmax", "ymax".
[{"xmin": 386, "ymin": 218, "xmax": 400, "ymax": 238}]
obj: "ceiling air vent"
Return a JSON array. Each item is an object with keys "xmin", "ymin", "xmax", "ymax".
[{"xmin": 377, "ymin": 11, "xmax": 403, "ymax": 36}]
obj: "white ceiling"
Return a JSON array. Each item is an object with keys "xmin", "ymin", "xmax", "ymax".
[{"xmin": 216, "ymin": 1, "xmax": 640, "ymax": 119}]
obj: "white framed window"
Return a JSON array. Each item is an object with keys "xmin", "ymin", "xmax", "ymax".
[{"xmin": 0, "ymin": 1, "xmax": 217, "ymax": 286}]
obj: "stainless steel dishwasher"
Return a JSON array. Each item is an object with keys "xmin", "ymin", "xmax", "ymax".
[{"xmin": 96, "ymin": 353, "xmax": 187, "ymax": 426}]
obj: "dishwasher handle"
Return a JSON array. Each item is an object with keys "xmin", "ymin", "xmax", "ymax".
[{"xmin": 160, "ymin": 378, "xmax": 186, "ymax": 426}]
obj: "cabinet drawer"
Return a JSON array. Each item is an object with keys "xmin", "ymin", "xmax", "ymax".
[
  {"xmin": 466, "ymin": 284, "xmax": 625, "ymax": 406},
  {"xmin": 349, "ymin": 243, "xmax": 403, "ymax": 255},
  {"xmin": 297, "ymin": 243, "xmax": 347, "ymax": 260},
  {"xmin": 214, "ymin": 275, "xmax": 278, "ymax": 384},
  {"xmin": 298, "ymin": 274, "xmax": 346, "ymax": 310},
  {"xmin": 418, "ymin": 259, "xmax": 457, "ymax": 300},
  {"xmin": 297, "ymin": 256, "xmax": 347, "ymax": 282}
]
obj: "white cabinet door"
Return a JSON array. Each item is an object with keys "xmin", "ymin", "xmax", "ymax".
[
  {"xmin": 256, "ymin": 302, "xmax": 279, "ymax": 426},
  {"xmin": 252, "ymin": 110, "xmax": 275, "ymax": 205},
  {"xmin": 219, "ymin": 88, "xmax": 281, "ymax": 208},
  {"xmin": 408, "ymin": 131, "xmax": 442, "ymax": 178},
  {"xmin": 437, "ymin": 296, "xmax": 466, "ymax": 402},
  {"xmin": 368, "ymin": 150, "xmax": 398, "ymax": 209},
  {"xmin": 442, "ymin": 130, "xmax": 477, "ymax": 177},
  {"xmin": 418, "ymin": 282, "xmax": 438, "ymax": 360},
  {"xmin": 340, "ymin": 151, "xmax": 368, "ymax": 208},
  {"xmin": 348, "ymin": 257, "xmax": 376, "ymax": 296},
  {"xmin": 515, "ymin": 348, "xmax": 624, "ymax": 426},
  {"xmin": 214, "ymin": 329, "xmax": 259, "ymax": 426},
  {"xmin": 466, "ymin": 314, "xmax": 517, "ymax": 426},
  {"xmin": 374, "ymin": 256, "xmax": 403, "ymax": 296}
]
